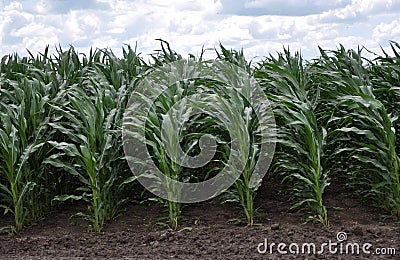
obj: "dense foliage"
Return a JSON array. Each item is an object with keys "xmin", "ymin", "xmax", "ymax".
[{"xmin": 0, "ymin": 41, "xmax": 399, "ymax": 232}]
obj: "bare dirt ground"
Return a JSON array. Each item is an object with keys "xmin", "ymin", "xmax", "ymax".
[{"xmin": 0, "ymin": 179, "xmax": 399, "ymax": 259}]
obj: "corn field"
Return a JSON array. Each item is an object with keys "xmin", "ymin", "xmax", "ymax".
[{"xmin": 0, "ymin": 40, "xmax": 399, "ymax": 233}]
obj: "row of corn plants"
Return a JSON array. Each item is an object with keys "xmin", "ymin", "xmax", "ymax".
[
  {"xmin": 315, "ymin": 44, "xmax": 400, "ymax": 218},
  {"xmin": 254, "ymin": 49, "xmax": 330, "ymax": 227},
  {"xmin": 1, "ymin": 41, "xmax": 399, "ymax": 233},
  {"xmin": 0, "ymin": 50, "xmax": 72, "ymax": 232},
  {"xmin": 216, "ymin": 45, "xmax": 275, "ymax": 226},
  {"xmin": 47, "ymin": 46, "xmax": 146, "ymax": 232},
  {"xmin": 0, "ymin": 46, "xmax": 144, "ymax": 232}
]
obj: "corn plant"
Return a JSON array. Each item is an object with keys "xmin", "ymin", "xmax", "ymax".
[
  {"xmin": 316, "ymin": 46, "xmax": 400, "ymax": 218},
  {"xmin": 371, "ymin": 42, "xmax": 400, "ymax": 153},
  {"xmin": 0, "ymin": 92, "xmax": 39, "ymax": 232},
  {"xmin": 255, "ymin": 49, "xmax": 330, "ymax": 227},
  {"xmin": 123, "ymin": 40, "xmax": 198, "ymax": 230},
  {"xmin": 48, "ymin": 84, "xmax": 123, "ymax": 231},
  {"xmin": 147, "ymin": 41, "xmax": 185, "ymax": 229},
  {"xmin": 45, "ymin": 48, "xmax": 141, "ymax": 231},
  {"xmin": 214, "ymin": 45, "xmax": 274, "ymax": 226},
  {"xmin": 144, "ymin": 84, "xmax": 184, "ymax": 230},
  {"xmin": 0, "ymin": 59, "xmax": 66, "ymax": 232}
]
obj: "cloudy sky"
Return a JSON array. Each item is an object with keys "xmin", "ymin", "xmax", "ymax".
[{"xmin": 1, "ymin": 0, "xmax": 400, "ymax": 60}]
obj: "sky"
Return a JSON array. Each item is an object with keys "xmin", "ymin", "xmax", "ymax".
[{"xmin": 0, "ymin": 0, "xmax": 400, "ymax": 60}]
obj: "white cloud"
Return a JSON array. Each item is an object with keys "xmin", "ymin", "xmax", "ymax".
[
  {"xmin": 242, "ymin": 0, "xmax": 351, "ymax": 16},
  {"xmin": 319, "ymin": 0, "xmax": 400, "ymax": 23},
  {"xmin": 1, "ymin": 0, "xmax": 400, "ymax": 59},
  {"xmin": 91, "ymin": 35, "xmax": 119, "ymax": 49},
  {"xmin": 373, "ymin": 19, "xmax": 400, "ymax": 40},
  {"xmin": 11, "ymin": 22, "xmax": 57, "ymax": 38}
]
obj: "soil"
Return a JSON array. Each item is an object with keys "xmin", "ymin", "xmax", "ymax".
[{"xmin": 0, "ymin": 179, "xmax": 399, "ymax": 259}]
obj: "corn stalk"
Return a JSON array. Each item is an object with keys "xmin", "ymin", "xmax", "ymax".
[
  {"xmin": 255, "ymin": 49, "xmax": 330, "ymax": 227},
  {"xmin": 316, "ymin": 45, "xmax": 400, "ymax": 218}
]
